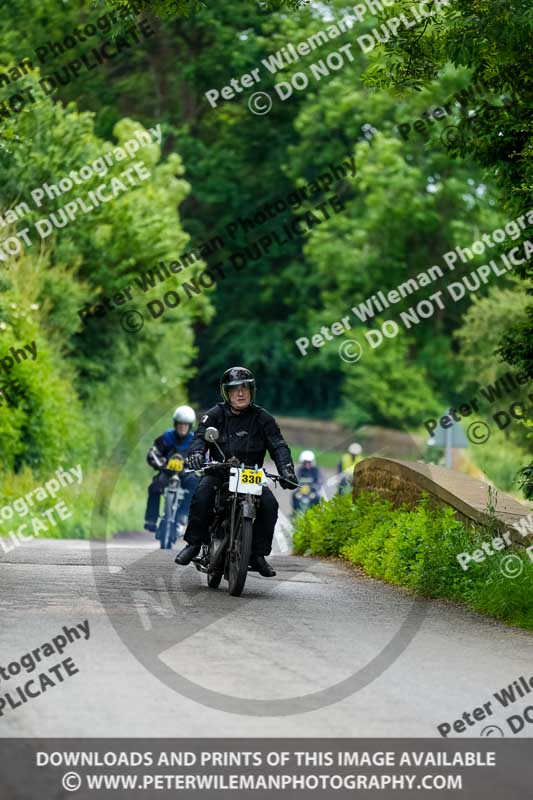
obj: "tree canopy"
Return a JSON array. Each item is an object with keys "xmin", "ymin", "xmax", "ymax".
[{"xmin": 0, "ymin": 0, "xmax": 530, "ymax": 503}]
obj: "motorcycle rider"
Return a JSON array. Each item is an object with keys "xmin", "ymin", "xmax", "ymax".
[
  {"xmin": 174, "ymin": 366, "xmax": 298, "ymax": 577},
  {"xmin": 292, "ymin": 450, "xmax": 323, "ymax": 512},
  {"xmin": 144, "ymin": 405, "xmax": 199, "ymax": 534},
  {"xmin": 337, "ymin": 442, "xmax": 363, "ymax": 493}
]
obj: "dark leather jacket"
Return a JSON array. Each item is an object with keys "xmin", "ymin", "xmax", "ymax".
[{"xmin": 189, "ymin": 402, "xmax": 294, "ymax": 473}]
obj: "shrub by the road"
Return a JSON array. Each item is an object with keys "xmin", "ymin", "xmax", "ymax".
[{"xmin": 293, "ymin": 492, "xmax": 533, "ymax": 629}]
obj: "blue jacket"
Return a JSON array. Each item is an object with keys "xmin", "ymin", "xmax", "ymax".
[
  {"xmin": 147, "ymin": 429, "xmax": 195, "ymax": 469},
  {"xmin": 158, "ymin": 429, "xmax": 194, "ymax": 455}
]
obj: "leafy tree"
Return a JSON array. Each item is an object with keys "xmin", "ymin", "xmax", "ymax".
[
  {"xmin": 107, "ymin": 0, "xmax": 310, "ymax": 17},
  {"xmin": 358, "ymin": 0, "xmax": 533, "ymax": 489},
  {"xmin": 0, "ymin": 69, "xmax": 207, "ymax": 475}
]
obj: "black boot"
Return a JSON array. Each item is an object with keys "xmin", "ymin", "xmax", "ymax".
[
  {"xmin": 174, "ymin": 544, "xmax": 201, "ymax": 565},
  {"xmin": 249, "ymin": 555, "xmax": 276, "ymax": 577}
]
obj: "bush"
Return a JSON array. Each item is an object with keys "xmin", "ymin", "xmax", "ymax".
[{"xmin": 293, "ymin": 491, "xmax": 533, "ymax": 629}]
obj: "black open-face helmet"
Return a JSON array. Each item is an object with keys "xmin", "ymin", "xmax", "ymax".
[{"xmin": 220, "ymin": 366, "xmax": 256, "ymax": 404}]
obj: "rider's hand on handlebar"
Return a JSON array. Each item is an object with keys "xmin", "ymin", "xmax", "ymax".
[
  {"xmin": 148, "ymin": 446, "xmax": 166, "ymax": 470},
  {"xmin": 279, "ymin": 464, "xmax": 298, "ymax": 490},
  {"xmin": 185, "ymin": 452, "xmax": 204, "ymax": 470}
]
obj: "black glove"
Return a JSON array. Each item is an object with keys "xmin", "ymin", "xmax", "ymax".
[
  {"xmin": 279, "ymin": 464, "xmax": 297, "ymax": 490},
  {"xmin": 186, "ymin": 451, "xmax": 204, "ymax": 470}
]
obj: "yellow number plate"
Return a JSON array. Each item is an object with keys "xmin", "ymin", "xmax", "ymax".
[
  {"xmin": 229, "ymin": 467, "xmax": 265, "ymax": 494},
  {"xmin": 240, "ymin": 469, "xmax": 263, "ymax": 485},
  {"xmin": 300, "ymin": 485, "xmax": 310, "ymax": 495},
  {"xmin": 167, "ymin": 457, "xmax": 183, "ymax": 472}
]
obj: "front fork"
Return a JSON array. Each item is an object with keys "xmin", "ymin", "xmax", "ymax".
[
  {"xmin": 195, "ymin": 493, "xmax": 258, "ymax": 574},
  {"xmin": 228, "ymin": 495, "xmax": 257, "ymax": 553}
]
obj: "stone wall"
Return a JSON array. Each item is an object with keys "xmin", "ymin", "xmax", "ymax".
[{"xmin": 352, "ymin": 457, "xmax": 532, "ymax": 544}]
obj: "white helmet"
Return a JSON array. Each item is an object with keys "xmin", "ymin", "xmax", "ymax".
[
  {"xmin": 348, "ymin": 442, "xmax": 362, "ymax": 456},
  {"xmin": 172, "ymin": 405, "xmax": 196, "ymax": 428},
  {"xmin": 299, "ymin": 450, "xmax": 316, "ymax": 465}
]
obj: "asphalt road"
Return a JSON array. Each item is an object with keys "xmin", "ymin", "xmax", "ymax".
[{"xmin": 1, "ymin": 472, "xmax": 532, "ymax": 738}]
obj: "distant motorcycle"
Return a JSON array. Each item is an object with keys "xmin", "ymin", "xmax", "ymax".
[
  {"xmin": 157, "ymin": 453, "xmax": 190, "ymax": 550},
  {"xmin": 292, "ymin": 477, "xmax": 321, "ymax": 515}
]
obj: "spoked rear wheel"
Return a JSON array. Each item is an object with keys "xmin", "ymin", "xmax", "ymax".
[
  {"xmin": 207, "ymin": 526, "xmax": 226, "ymax": 589},
  {"xmin": 228, "ymin": 514, "xmax": 253, "ymax": 597}
]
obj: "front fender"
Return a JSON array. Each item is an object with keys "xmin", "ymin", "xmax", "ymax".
[{"xmin": 241, "ymin": 498, "xmax": 257, "ymax": 520}]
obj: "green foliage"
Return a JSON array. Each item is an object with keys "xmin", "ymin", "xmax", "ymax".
[
  {"xmin": 1, "ymin": 0, "xmax": 529, "ymax": 538},
  {"xmin": 357, "ymin": 0, "xmax": 533, "ymax": 490},
  {"xmin": 0, "ymin": 248, "xmax": 93, "ymax": 472},
  {"xmin": 336, "ymin": 331, "xmax": 442, "ymax": 428},
  {"xmin": 454, "ymin": 283, "xmax": 531, "ymax": 493},
  {"xmin": 469, "ymin": 431, "xmax": 531, "ymax": 496},
  {"xmin": 455, "ymin": 283, "xmax": 530, "ymax": 387},
  {"xmin": 362, "ymin": 0, "xmax": 533, "ymax": 221},
  {"xmin": 0, "ymin": 47, "xmax": 207, "ymax": 521},
  {"xmin": 293, "ymin": 491, "xmax": 533, "ymax": 628},
  {"xmin": 108, "ymin": 0, "xmax": 310, "ymax": 18}
]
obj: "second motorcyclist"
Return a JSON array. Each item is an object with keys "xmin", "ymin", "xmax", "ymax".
[
  {"xmin": 144, "ymin": 405, "xmax": 200, "ymax": 535},
  {"xmin": 174, "ymin": 366, "xmax": 297, "ymax": 577},
  {"xmin": 292, "ymin": 450, "xmax": 323, "ymax": 513}
]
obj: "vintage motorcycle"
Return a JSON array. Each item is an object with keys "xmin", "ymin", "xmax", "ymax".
[
  {"xmin": 185, "ymin": 426, "xmax": 296, "ymax": 597},
  {"xmin": 157, "ymin": 452, "xmax": 189, "ymax": 550}
]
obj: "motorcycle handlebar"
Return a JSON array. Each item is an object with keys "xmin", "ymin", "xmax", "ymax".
[
  {"xmin": 263, "ymin": 470, "xmax": 299, "ymax": 488},
  {"xmin": 183, "ymin": 462, "xmax": 299, "ymax": 487},
  {"xmin": 181, "ymin": 461, "xmax": 233, "ymax": 475}
]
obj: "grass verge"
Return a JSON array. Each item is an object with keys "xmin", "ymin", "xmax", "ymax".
[{"xmin": 292, "ymin": 491, "xmax": 533, "ymax": 629}]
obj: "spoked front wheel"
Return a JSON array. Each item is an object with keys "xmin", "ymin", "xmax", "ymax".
[
  {"xmin": 159, "ymin": 491, "xmax": 177, "ymax": 549},
  {"xmin": 228, "ymin": 514, "xmax": 253, "ymax": 597},
  {"xmin": 159, "ymin": 518, "xmax": 173, "ymax": 549}
]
